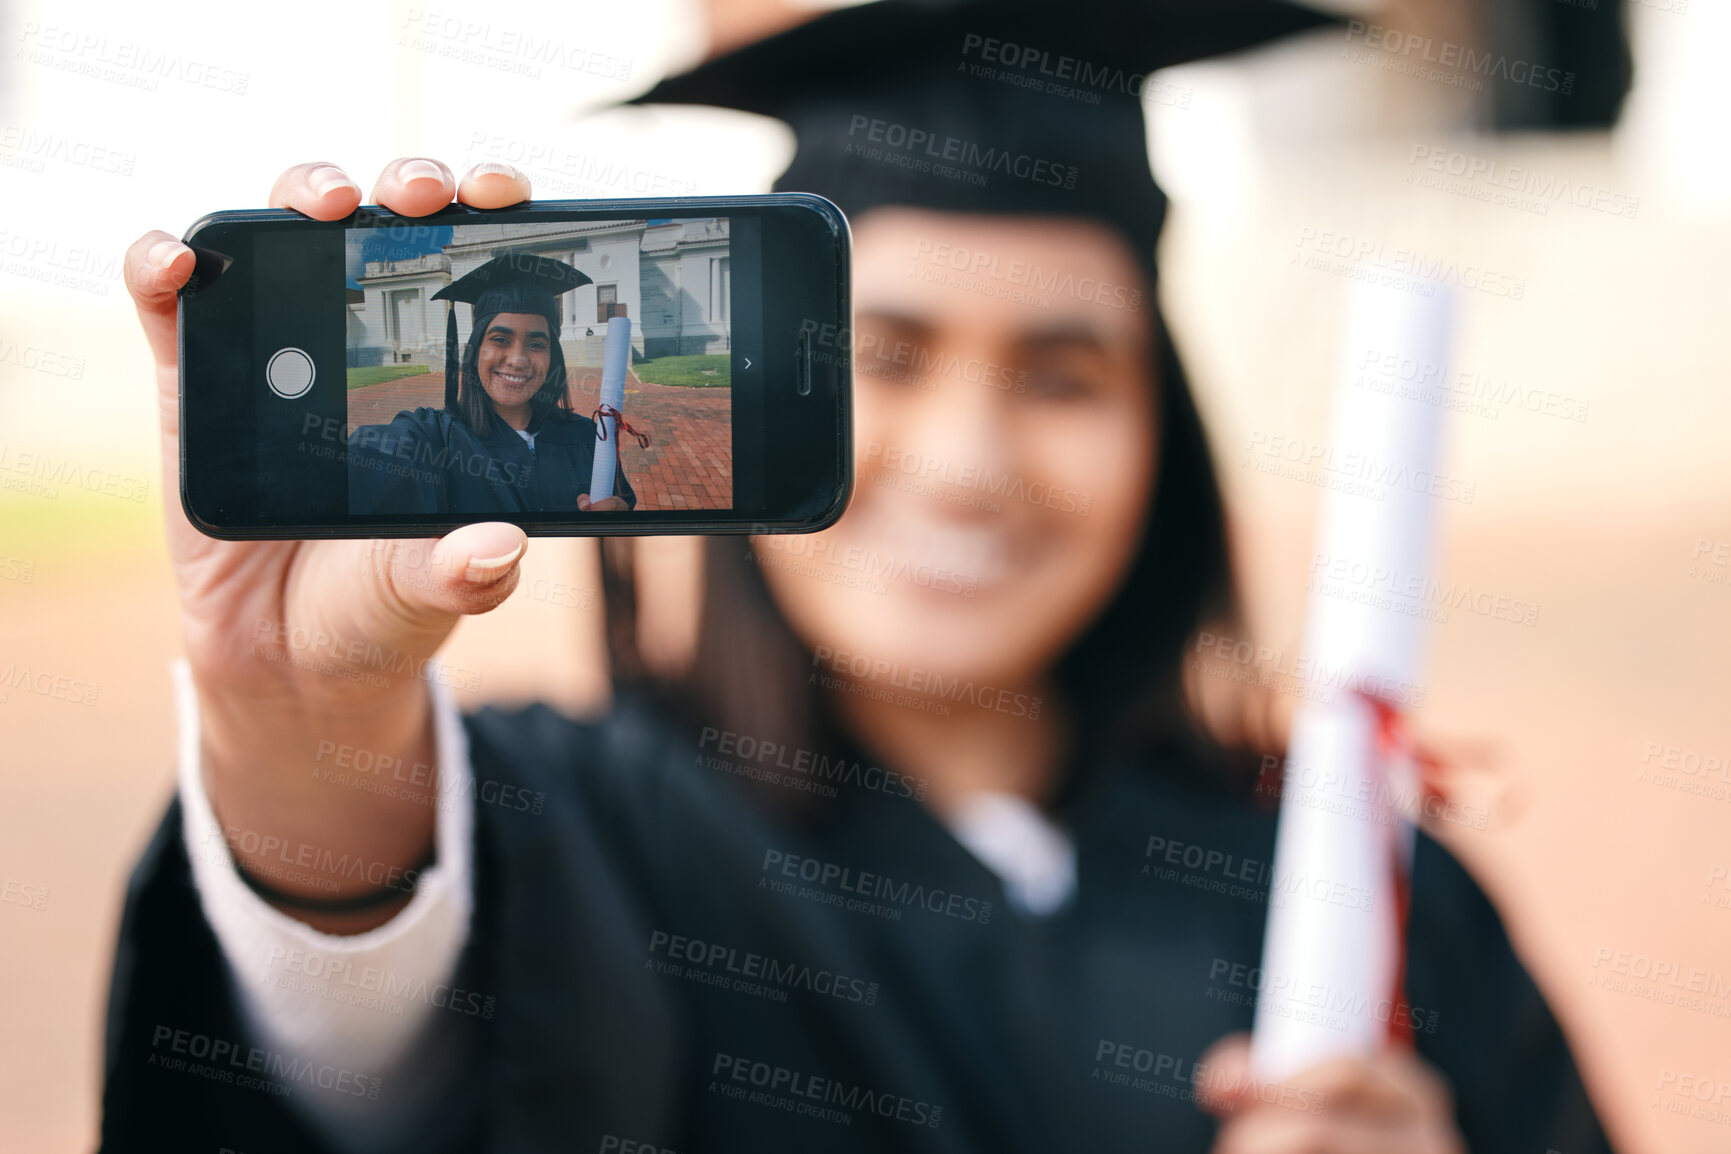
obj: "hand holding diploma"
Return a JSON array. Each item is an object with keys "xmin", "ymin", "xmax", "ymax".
[{"xmin": 1196, "ymin": 1033, "xmax": 1465, "ymax": 1154}]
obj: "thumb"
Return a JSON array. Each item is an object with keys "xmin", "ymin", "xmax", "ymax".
[
  {"xmin": 356, "ymin": 523, "xmax": 529, "ymax": 626},
  {"xmin": 238, "ymin": 526, "xmax": 528, "ymax": 707},
  {"xmin": 431, "ymin": 521, "xmax": 530, "ymax": 596},
  {"xmin": 1194, "ymin": 1033, "xmax": 1256, "ymax": 1118}
]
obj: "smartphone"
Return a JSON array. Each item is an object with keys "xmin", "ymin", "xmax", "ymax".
[{"xmin": 178, "ymin": 194, "xmax": 851, "ymax": 538}]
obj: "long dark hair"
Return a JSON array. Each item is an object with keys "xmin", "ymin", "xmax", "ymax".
[
  {"xmin": 452, "ymin": 312, "xmax": 573, "ymax": 435},
  {"xmin": 599, "ymin": 289, "xmax": 1264, "ymax": 807}
]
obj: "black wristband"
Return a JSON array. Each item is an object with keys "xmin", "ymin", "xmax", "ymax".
[{"xmin": 230, "ymin": 844, "xmax": 437, "ymax": 914}]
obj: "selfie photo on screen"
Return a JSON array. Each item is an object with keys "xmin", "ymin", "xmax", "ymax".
[{"xmin": 343, "ymin": 219, "xmax": 734, "ymax": 514}]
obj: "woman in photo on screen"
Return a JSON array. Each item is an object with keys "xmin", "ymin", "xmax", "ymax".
[
  {"xmin": 106, "ymin": 4, "xmax": 1617, "ymax": 1153},
  {"xmin": 346, "ymin": 252, "xmax": 639, "ymax": 516}
]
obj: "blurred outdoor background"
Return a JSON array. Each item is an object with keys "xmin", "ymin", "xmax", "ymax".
[{"xmin": 1, "ymin": 0, "xmax": 1727, "ymax": 1150}]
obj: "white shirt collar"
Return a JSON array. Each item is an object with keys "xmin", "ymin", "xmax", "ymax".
[{"xmin": 943, "ymin": 791, "xmax": 1078, "ymax": 918}]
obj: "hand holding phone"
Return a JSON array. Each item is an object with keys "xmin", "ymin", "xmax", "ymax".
[
  {"xmin": 127, "ymin": 159, "xmax": 556, "ymax": 931},
  {"xmin": 178, "ymin": 184, "xmax": 850, "ymax": 538}
]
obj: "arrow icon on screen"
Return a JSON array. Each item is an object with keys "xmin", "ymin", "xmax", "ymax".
[{"xmin": 743, "ymin": 357, "xmax": 752, "ymax": 370}]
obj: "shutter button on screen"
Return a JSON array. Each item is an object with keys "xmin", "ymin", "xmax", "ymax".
[{"xmin": 266, "ymin": 347, "xmax": 316, "ymax": 399}]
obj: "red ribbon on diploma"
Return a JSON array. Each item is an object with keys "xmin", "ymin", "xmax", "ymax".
[
  {"xmin": 593, "ymin": 404, "xmax": 651, "ymax": 450},
  {"xmin": 1353, "ymin": 688, "xmax": 1456, "ymax": 1049}
]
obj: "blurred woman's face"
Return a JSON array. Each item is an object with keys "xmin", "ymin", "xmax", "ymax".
[
  {"xmin": 755, "ymin": 208, "xmax": 1158, "ymax": 690},
  {"xmin": 475, "ymin": 311, "xmax": 551, "ymax": 412}
]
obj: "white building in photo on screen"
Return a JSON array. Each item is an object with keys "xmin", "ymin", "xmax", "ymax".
[{"xmin": 346, "ymin": 217, "xmax": 731, "ymax": 368}]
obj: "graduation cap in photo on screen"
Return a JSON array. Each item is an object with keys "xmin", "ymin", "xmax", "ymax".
[
  {"xmin": 629, "ymin": 0, "xmax": 1342, "ymax": 283},
  {"xmin": 432, "ymin": 252, "xmax": 593, "ymax": 410}
]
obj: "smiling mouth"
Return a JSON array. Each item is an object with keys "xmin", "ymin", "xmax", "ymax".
[
  {"xmin": 844, "ymin": 498, "xmax": 1032, "ymax": 593},
  {"xmin": 492, "ymin": 369, "xmax": 534, "ymax": 387}
]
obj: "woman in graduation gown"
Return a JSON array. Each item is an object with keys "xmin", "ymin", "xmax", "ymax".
[
  {"xmin": 348, "ymin": 252, "xmax": 638, "ymax": 515},
  {"xmin": 104, "ymin": 3, "xmax": 1619, "ymax": 1153}
]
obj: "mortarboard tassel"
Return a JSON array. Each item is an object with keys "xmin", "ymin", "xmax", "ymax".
[{"xmin": 442, "ymin": 301, "xmax": 460, "ymax": 412}]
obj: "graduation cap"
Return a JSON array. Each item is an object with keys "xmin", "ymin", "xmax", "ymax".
[
  {"xmin": 432, "ymin": 252, "xmax": 593, "ymax": 410},
  {"xmin": 630, "ymin": 0, "xmax": 1340, "ymax": 286}
]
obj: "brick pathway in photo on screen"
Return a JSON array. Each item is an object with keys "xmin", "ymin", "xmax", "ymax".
[
  {"xmin": 565, "ymin": 365, "xmax": 732, "ymax": 511},
  {"xmin": 346, "ymin": 368, "xmax": 732, "ymax": 510}
]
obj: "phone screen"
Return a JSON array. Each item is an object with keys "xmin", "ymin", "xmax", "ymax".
[
  {"xmin": 251, "ymin": 214, "xmax": 756, "ymax": 520},
  {"xmin": 181, "ymin": 196, "xmax": 848, "ymax": 537}
]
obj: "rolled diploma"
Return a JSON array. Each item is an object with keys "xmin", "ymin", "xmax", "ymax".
[
  {"xmin": 588, "ymin": 315, "xmax": 632, "ymax": 502},
  {"xmin": 1250, "ymin": 280, "xmax": 1455, "ymax": 1083}
]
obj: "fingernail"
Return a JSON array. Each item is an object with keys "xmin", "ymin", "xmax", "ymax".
[
  {"xmin": 310, "ymin": 165, "xmax": 359, "ymax": 198},
  {"xmin": 148, "ymin": 240, "xmax": 186, "ymax": 270},
  {"xmin": 398, "ymin": 159, "xmax": 447, "ymax": 185},
  {"xmin": 464, "ymin": 541, "xmax": 524, "ymax": 583},
  {"xmin": 467, "ymin": 162, "xmax": 522, "ymax": 181}
]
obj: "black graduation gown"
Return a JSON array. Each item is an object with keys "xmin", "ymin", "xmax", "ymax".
[
  {"xmin": 347, "ymin": 407, "xmax": 638, "ymax": 515},
  {"xmin": 99, "ymin": 694, "xmax": 1614, "ymax": 1154}
]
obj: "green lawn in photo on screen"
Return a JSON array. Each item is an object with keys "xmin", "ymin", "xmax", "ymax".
[
  {"xmin": 632, "ymin": 354, "xmax": 731, "ymax": 388},
  {"xmin": 346, "ymin": 365, "xmax": 434, "ymax": 390}
]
